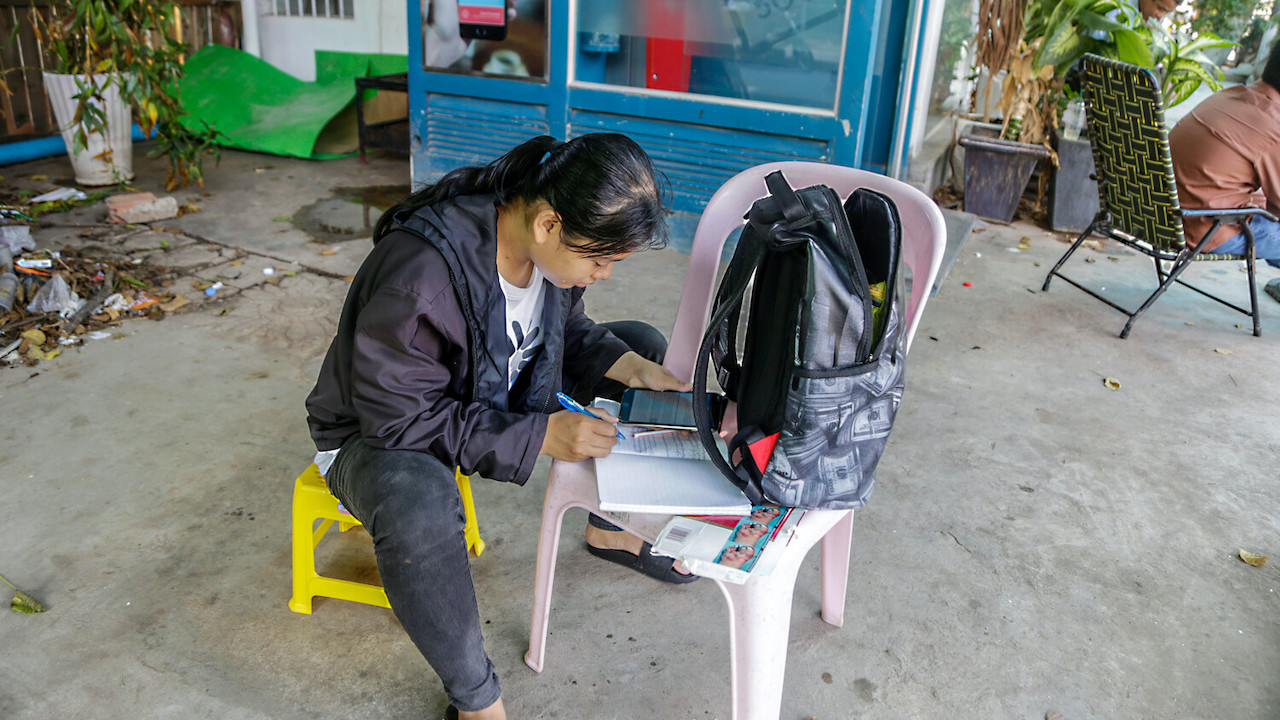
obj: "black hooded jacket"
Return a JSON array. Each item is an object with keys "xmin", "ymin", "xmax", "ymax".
[{"xmin": 305, "ymin": 193, "xmax": 630, "ymax": 485}]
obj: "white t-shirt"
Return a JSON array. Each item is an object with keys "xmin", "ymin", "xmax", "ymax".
[{"xmin": 499, "ymin": 265, "xmax": 546, "ymax": 388}]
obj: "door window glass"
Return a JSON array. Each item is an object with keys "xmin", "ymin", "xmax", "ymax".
[
  {"xmin": 422, "ymin": 0, "xmax": 549, "ymax": 78},
  {"xmin": 575, "ymin": 0, "xmax": 849, "ymax": 110}
]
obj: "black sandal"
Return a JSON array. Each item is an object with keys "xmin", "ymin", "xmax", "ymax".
[{"xmin": 587, "ymin": 542, "xmax": 699, "ymax": 584}]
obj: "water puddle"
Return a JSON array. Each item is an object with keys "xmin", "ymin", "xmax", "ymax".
[{"xmin": 292, "ymin": 184, "xmax": 410, "ymax": 243}]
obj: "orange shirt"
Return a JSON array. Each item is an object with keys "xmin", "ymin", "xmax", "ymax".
[{"xmin": 1168, "ymin": 82, "xmax": 1280, "ymax": 251}]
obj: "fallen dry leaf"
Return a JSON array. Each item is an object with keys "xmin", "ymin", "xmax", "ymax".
[
  {"xmin": 160, "ymin": 295, "xmax": 191, "ymax": 312},
  {"xmin": 1214, "ymin": 348, "xmax": 1234, "ymax": 355},
  {"xmin": 320, "ymin": 249, "xmax": 338, "ymax": 256},
  {"xmin": 1239, "ymin": 549, "xmax": 1267, "ymax": 567},
  {"xmin": 21, "ymin": 328, "xmax": 45, "ymax": 345},
  {"xmin": 1102, "ymin": 377, "xmax": 1121, "ymax": 390}
]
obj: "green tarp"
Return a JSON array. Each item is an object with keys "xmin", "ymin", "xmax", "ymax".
[{"xmin": 179, "ymin": 45, "xmax": 408, "ymax": 159}]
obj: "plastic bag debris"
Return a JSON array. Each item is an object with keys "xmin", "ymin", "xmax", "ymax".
[
  {"xmin": 30, "ymin": 187, "xmax": 86, "ymax": 203},
  {"xmin": 0, "ymin": 225, "xmax": 35, "ymax": 254},
  {"xmin": 26, "ymin": 274, "xmax": 82, "ymax": 316},
  {"xmin": 102, "ymin": 294, "xmax": 131, "ymax": 312}
]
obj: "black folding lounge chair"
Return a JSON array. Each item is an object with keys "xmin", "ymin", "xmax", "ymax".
[{"xmin": 1042, "ymin": 53, "xmax": 1279, "ymax": 338}]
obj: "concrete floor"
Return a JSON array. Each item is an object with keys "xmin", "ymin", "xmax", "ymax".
[{"xmin": 2, "ymin": 147, "xmax": 1279, "ymax": 720}]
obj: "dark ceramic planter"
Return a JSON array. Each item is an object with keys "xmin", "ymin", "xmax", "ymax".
[{"xmin": 957, "ymin": 134, "xmax": 1052, "ymax": 223}]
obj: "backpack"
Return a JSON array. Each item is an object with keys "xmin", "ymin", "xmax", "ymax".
[{"xmin": 692, "ymin": 170, "xmax": 906, "ymax": 510}]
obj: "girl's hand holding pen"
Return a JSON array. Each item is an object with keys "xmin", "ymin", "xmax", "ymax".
[{"xmin": 540, "ymin": 393, "xmax": 622, "ymax": 462}]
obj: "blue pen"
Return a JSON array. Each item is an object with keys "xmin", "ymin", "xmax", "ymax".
[{"xmin": 556, "ymin": 392, "xmax": 625, "ymax": 440}]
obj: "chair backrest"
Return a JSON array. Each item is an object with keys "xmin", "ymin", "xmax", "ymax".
[
  {"xmin": 663, "ymin": 161, "xmax": 947, "ymax": 384},
  {"xmin": 1081, "ymin": 53, "xmax": 1186, "ymax": 250}
]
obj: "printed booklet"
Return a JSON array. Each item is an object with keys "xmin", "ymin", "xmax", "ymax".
[{"xmin": 650, "ymin": 505, "xmax": 805, "ymax": 584}]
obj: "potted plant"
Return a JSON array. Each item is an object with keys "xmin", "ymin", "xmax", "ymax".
[
  {"xmin": 958, "ymin": 0, "xmax": 1053, "ymax": 223},
  {"xmin": 31, "ymin": 0, "xmax": 221, "ymax": 189},
  {"xmin": 960, "ymin": 0, "xmax": 1235, "ymax": 226}
]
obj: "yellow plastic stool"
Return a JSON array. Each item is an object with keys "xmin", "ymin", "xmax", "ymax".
[{"xmin": 288, "ymin": 463, "xmax": 485, "ymax": 614}]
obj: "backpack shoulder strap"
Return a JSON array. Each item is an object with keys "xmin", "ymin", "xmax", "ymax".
[{"xmin": 764, "ymin": 170, "xmax": 808, "ymax": 224}]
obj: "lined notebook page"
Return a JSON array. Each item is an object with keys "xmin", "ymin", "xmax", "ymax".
[{"xmin": 595, "ymin": 453, "xmax": 752, "ymax": 515}]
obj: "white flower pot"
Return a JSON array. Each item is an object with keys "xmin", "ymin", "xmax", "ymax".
[{"xmin": 42, "ymin": 72, "xmax": 135, "ymax": 186}]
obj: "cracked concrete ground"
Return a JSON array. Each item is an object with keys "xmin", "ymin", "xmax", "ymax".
[{"xmin": 2, "ymin": 145, "xmax": 1279, "ymax": 720}]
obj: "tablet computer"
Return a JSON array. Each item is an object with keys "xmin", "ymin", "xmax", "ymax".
[{"xmin": 618, "ymin": 389, "xmax": 725, "ymax": 431}]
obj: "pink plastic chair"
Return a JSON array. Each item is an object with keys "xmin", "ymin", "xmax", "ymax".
[{"xmin": 525, "ymin": 162, "xmax": 947, "ymax": 720}]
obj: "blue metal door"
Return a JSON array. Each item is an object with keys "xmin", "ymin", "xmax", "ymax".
[{"xmin": 409, "ymin": 0, "xmax": 907, "ymax": 215}]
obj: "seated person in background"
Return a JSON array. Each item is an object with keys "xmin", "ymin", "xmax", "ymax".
[
  {"xmin": 1168, "ymin": 36, "xmax": 1280, "ymax": 291},
  {"xmin": 1138, "ymin": 0, "xmax": 1176, "ymax": 20}
]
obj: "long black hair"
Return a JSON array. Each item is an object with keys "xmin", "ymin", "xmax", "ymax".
[{"xmin": 374, "ymin": 134, "xmax": 670, "ymax": 257}]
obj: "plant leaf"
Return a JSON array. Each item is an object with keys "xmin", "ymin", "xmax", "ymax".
[
  {"xmin": 1113, "ymin": 29, "xmax": 1154, "ymax": 68},
  {"xmin": 1076, "ymin": 9, "xmax": 1128, "ymax": 33},
  {"xmin": 1038, "ymin": 23, "xmax": 1085, "ymax": 70},
  {"xmin": 1179, "ymin": 33, "xmax": 1238, "ymax": 55},
  {"xmin": 11, "ymin": 590, "xmax": 45, "ymax": 614},
  {"xmin": 1239, "ymin": 549, "xmax": 1268, "ymax": 567}
]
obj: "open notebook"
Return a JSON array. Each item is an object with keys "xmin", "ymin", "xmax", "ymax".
[{"xmin": 593, "ymin": 399, "xmax": 751, "ymax": 515}]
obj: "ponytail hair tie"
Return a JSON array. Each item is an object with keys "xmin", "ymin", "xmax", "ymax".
[{"xmin": 539, "ymin": 151, "xmax": 552, "ymax": 165}]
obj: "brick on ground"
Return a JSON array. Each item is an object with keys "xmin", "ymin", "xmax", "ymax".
[{"xmin": 105, "ymin": 193, "xmax": 179, "ymax": 224}]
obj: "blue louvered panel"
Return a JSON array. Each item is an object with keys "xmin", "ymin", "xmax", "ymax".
[
  {"xmin": 568, "ymin": 110, "xmax": 832, "ymax": 214},
  {"xmin": 423, "ymin": 95, "xmax": 550, "ymax": 178}
]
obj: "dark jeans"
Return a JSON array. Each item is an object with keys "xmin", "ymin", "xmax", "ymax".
[{"xmin": 324, "ymin": 320, "xmax": 666, "ymax": 711}]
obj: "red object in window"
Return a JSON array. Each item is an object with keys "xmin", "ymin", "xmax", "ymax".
[{"xmin": 645, "ymin": 38, "xmax": 690, "ymax": 92}]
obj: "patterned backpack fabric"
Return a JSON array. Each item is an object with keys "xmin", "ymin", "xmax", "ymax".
[{"xmin": 693, "ymin": 170, "xmax": 906, "ymax": 510}]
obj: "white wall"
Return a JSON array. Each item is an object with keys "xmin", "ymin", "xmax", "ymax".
[{"xmin": 257, "ymin": 0, "xmax": 409, "ymax": 81}]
